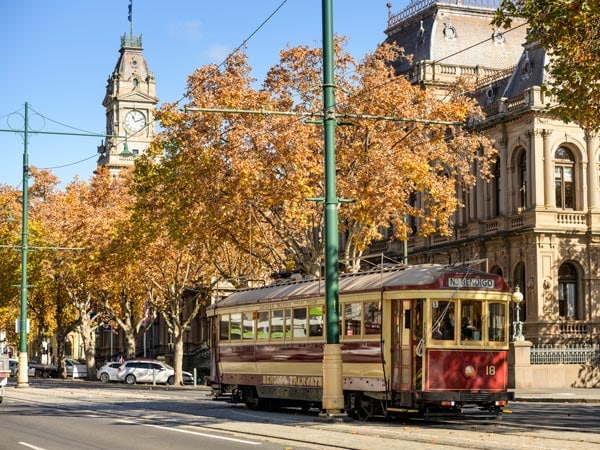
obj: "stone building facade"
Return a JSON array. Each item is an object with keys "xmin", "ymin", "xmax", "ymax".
[{"xmin": 374, "ymin": 0, "xmax": 600, "ymax": 344}]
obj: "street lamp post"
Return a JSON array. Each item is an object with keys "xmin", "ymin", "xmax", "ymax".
[{"xmin": 512, "ymin": 285, "xmax": 524, "ymax": 341}]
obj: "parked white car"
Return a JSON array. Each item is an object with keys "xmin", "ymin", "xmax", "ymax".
[
  {"xmin": 117, "ymin": 359, "xmax": 193, "ymax": 385},
  {"xmin": 96, "ymin": 361, "xmax": 122, "ymax": 383}
]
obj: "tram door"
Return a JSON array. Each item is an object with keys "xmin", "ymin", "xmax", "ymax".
[{"xmin": 391, "ymin": 299, "xmax": 413, "ymax": 393}]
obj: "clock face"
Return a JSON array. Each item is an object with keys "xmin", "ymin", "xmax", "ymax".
[{"xmin": 124, "ymin": 110, "xmax": 146, "ymax": 133}]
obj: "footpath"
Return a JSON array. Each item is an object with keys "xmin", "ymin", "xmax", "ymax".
[{"xmin": 511, "ymin": 386, "xmax": 600, "ymax": 402}]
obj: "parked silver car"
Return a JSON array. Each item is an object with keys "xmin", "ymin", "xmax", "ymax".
[{"xmin": 117, "ymin": 359, "xmax": 193, "ymax": 385}]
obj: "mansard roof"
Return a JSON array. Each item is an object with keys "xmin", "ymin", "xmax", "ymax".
[{"xmin": 384, "ymin": 0, "xmax": 527, "ymax": 74}]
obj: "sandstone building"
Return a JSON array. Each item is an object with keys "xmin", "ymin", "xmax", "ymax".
[{"xmin": 372, "ymin": 0, "xmax": 600, "ymax": 344}]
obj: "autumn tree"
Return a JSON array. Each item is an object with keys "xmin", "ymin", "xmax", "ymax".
[
  {"xmin": 0, "ymin": 185, "xmax": 23, "ymax": 352},
  {"xmin": 128, "ymin": 182, "xmax": 216, "ymax": 384},
  {"xmin": 143, "ymin": 39, "xmax": 495, "ymax": 278},
  {"xmin": 35, "ymin": 168, "xmax": 134, "ymax": 378},
  {"xmin": 494, "ymin": 0, "xmax": 600, "ymax": 130}
]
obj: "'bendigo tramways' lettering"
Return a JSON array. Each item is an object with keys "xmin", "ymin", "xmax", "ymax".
[
  {"xmin": 448, "ymin": 277, "xmax": 495, "ymax": 289},
  {"xmin": 262, "ymin": 375, "xmax": 322, "ymax": 387}
]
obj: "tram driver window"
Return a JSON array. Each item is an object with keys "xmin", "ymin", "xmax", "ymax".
[
  {"xmin": 431, "ymin": 301, "xmax": 455, "ymax": 340},
  {"xmin": 460, "ymin": 300, "xmax": 482, "ymax": 341},
  {"xmin": 488, "ymin": 302, "xmax": 506, "ymax": 341}
]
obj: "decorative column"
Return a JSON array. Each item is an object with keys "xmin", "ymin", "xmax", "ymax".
[
  {"xmin": 498, "ymin": 134, "xmax": 509, "ymax": 215},
  {"xmin": 542, "ymin": 129, "xmax": 554, "ymax": 208},
  {"xmin": 586, "ymin": 130, "xmax": 599, "ymax": 211}
]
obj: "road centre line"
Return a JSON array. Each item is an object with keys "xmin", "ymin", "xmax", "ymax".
[{"xmin": 116, "ymin": 419, "xmax": 261, "ymax": 445}]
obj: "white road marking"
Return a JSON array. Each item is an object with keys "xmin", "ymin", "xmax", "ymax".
[
  {"xmin": 18, "ymin": 443, "xmax": 47, "ymax": 450},
  {"xmin": 116, "ymin": 419, "xmax": 261, "ymax": 445}
]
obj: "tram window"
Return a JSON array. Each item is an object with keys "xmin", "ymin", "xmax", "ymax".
[
  {"xmin": 308, "ymin": 306, "xmax": 324, "ymax": 337},
  {"xmin": 230, "ymin": 313, "xmax": 242, "ymax": 340},
  {"xmin": 489, "ymin": 302, "xmax": 506, "ymax": 341},
  {"xmin": 431, "ymin": 301, "xmax": 455, "ymax": 340},
  {"xmin": 460, "ymin": 301, "xmax": 482, "ymax": 341},
  {"xmin": 242, "ymin": 312, "xmax": 254, "ymax": 340},
  {"xmin": 219, "ymin": 315, "xmax": 230, "ymax": 341},
  {"xmin": 284, "ymin": 309, "xmax": 292, "ymax": 338},
  {"xmin": 293, "ymin": 307, "xmax": 307, "ymax": 338},
  {"xmin": 271, "ymin": 310, "xmax": 284, "ymax": 338},
  {"xmin": 343, "ymin": 303, "xmax": 361, "ymax": 336},
  {"xmin": 364, "ymin": 302, "xmax": 381, "ymax": 335},
  {"xmin": 257, "ymin": 311, "xmax": 270, "ymax": 339}
]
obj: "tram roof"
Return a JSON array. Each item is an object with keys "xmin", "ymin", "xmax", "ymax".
[{"xmin": 212, "ymin": 264, "xmax": 508, "ymax": 308}]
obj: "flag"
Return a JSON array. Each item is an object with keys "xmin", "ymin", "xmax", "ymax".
[{"xmin": 128, "ymin": 0, "xmax": 132, "ymax": 22}]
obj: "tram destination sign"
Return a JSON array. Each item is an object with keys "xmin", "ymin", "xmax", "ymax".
[{"xmin": 447, "ymin": 277, "xmax": 495, "ymax": 289}]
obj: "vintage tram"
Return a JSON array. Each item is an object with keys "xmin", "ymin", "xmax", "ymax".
[{"xmin": 207, "ymin": 264, "xmax": 515, "ymax": 419}]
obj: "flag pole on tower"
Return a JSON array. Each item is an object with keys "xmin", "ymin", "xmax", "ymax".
[{"xmin": 128, "ymin": 0, "xmax": 133, "ymax": 38}]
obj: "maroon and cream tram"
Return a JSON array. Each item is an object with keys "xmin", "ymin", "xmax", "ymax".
[{"xmin": 207, "ymin": 264, "xmax": 515, "ymax": 418}]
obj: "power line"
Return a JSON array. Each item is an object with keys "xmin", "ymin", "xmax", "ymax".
[{"xmin": 173, "ymin": 0, "xmax": 290, "ymax": 106}]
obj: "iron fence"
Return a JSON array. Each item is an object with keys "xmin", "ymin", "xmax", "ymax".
[{"xmin": 530, "ymin": 344, "xmax": 600, "ymax": 365}]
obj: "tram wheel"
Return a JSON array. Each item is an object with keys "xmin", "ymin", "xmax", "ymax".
[
  {"xmin": 351, "ymin": 394, "xmax": 373, "ymax": 421},
  {"xmin": 243, "ymin": 387, "xmax": 263, "ymax": 410}
]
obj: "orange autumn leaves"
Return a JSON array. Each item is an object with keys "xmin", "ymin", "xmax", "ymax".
[{"xmin": 136, "ymin": 39, "xmax": 495, "ymax": 277}]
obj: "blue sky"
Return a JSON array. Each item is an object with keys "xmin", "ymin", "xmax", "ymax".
[{"xmin": 0, "ymin": 1, "xmax": 410, "ymax": 187}]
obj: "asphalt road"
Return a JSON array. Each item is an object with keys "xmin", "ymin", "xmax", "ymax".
[{"xmin": 1, "ymin": 379, "xmax": 600, "ymax": 449}]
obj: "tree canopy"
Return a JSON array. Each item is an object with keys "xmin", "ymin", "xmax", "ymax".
[
  {"xmin": 494, "ymin": 0, "xmax": 600, "ymax": 130},
  {"xmin": 136, "ymin": 39, "xmax": 495, "ymax": 276}
]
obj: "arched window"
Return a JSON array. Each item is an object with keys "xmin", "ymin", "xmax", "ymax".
[
  {"xmin": 518, "ymin": 152, "xmax": 527, "ymax": 209},
  {"xmin": 555, "ymin": 147, "xmax": 575, "ymax": 209},
  {"xmin": 558, "ymin": 262, "xmax": 579, "ymax": 319},
  {"xmin": 489, "ymin": 265, "xmax": 503, "ymax": 277}
]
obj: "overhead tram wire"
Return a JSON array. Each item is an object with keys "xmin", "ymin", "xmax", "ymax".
[
  {"xmin": 20, "ymin": 105, "xmax": 129, "ymax": 173},
  {"xmin": 183, "ymin": 7, "xmax": 526, "ymax": 161},
  {"xmin": 187, "ymin": 21, "xmax": 529, "ymax": 142},
  {"xmin": 172, "ymin": 0, "xmax": 290, "ymax": 107}
]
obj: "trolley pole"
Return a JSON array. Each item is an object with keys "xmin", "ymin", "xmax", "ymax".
[{"xmin": 320, "ymin": 0, "xmax": 344, "ymax": 416}]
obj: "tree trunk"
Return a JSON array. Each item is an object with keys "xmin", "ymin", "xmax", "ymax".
[
  {"xmin": 125, "ymin": 332, "xmax": 137, "ymax": 359},
  {"xmin": 173, "ymin": 330, "xmax": 185, "ymax": 386},
  {"xmin": 78, "ymin": 315, "xmax": 97, "ymax": 380}
]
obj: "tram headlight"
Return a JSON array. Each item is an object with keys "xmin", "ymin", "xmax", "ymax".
[{"xmin": 463, "ymin": 365, "xmax": 476, "ymax": 378}]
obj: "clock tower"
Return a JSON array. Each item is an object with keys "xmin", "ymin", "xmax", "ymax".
[{"xmin": 97, "ymin": 33, "xmax": 158, "ymax": 176}]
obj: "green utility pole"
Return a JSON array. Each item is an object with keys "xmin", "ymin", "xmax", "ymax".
[
  {"xmin": 320, "ymin": 0, "xmax": 344, "ymax": 416},
  {"xmin": 17, "ymin": 103, "xmax": 30, "ymax": 387}
]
